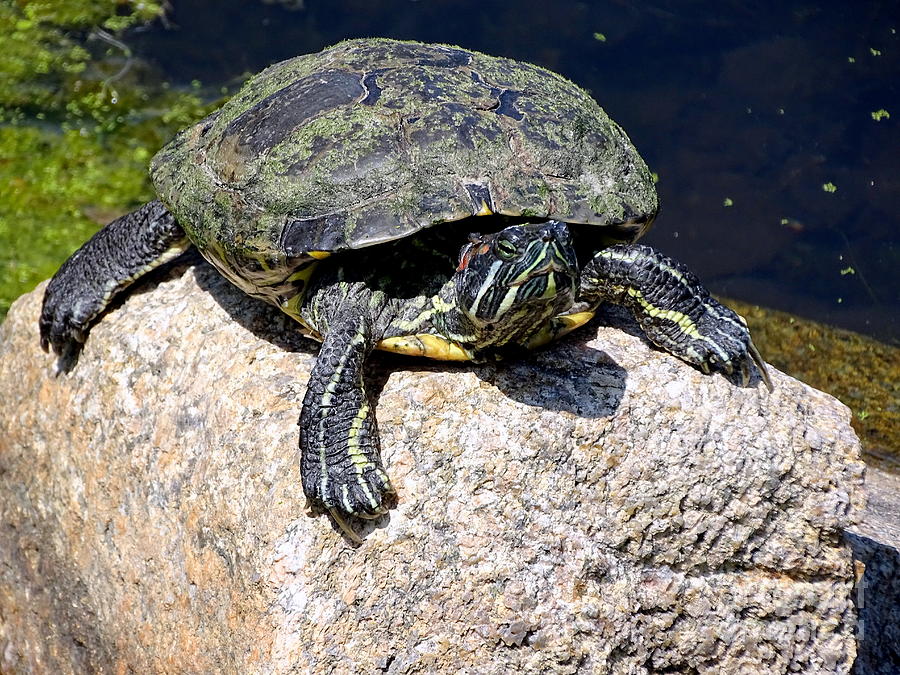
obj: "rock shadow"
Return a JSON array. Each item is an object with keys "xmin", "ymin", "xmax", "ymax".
[
  {"xmin": 476, "ymin": 338, "xmax": 627, "ymax": 419},
  {"xmin": 847, "ymin": 531, "xmax": 900, "ymax": 674},
  {"xmin": 191, "ymin": 257, "xmax": 317, "ymax": 355}
]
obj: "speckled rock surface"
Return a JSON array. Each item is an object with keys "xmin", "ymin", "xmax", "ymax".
[{"xmin": 0, "ymin": 260, "xmax": 866, "ymax": 673}]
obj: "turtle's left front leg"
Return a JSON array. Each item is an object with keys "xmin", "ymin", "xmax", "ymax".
[{"xmin": 579, "ymin": 243, "xmax": 772, "ymax": 390}]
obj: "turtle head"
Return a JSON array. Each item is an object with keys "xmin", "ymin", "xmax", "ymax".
[{"xmin": 453, "ymin": 220, "xmax": 579, "ymax": 343}]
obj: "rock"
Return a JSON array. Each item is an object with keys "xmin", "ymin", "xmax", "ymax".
[
  {"xmin": 849, "ymin": 467, "xmax": 900, "ymax": 675},
  {"xmin": 0, "ymin": 259, "xmax": 866, "ymax": 673}
]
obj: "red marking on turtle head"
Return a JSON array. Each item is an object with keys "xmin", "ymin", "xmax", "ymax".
[
  {"xmin": 457, "ymin": 243, "xmax": 476, "ymax": 271},
  {"xmin": 457, "ymin": 229, "xmax": 491, "ymax": 271}
]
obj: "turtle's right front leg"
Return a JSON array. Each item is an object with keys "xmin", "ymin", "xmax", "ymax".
[
  {"xmin": 40, "ymin": 200, "xmax": 191, "ymax": 354},
  {"xmin": 299, "ymin": 307, "xmax": 394, "ymax": 538}
]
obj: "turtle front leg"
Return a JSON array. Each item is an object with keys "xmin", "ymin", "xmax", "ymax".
[
  {"xmin": 299, "ymin": 308, "xmax": 394, "ymax": 539},
  {"xmin": 580, "ymin": 243, "xmax": 772, "ymax": 390},
  {"xmin": 40, "ymin": 200, "xmax": 190, "ymax": 355}
]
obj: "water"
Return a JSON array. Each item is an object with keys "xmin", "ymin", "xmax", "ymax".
[{"xmin": 128, "ymin": 0, "xmax": 900, "ymax": 344}]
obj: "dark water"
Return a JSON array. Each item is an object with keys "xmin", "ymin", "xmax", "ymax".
[{"xmin": 132, "ymin": 0, "xmax": 899, "ymax": 343}]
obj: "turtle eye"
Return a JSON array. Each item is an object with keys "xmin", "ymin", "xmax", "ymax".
[{"xmin": 495, "ymin": 238, "xmax": 518, "ymax": 261}]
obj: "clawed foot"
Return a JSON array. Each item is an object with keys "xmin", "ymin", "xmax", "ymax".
[
  {"xmin": 308, "ymin": 465, "xmax": 393, "ymax": 517},
  {"xmin": 39, "ymin": 280, "xmax": 102, "ymax": 356},
  {"xmin": 39, "ymin": 304, "xmax": 89, "ymax": 355},
  {"xmin": 298, "ymin": 309, "xmax": 398, "ymax": 541},
  {"xmin": 38, "ymin": 201, "xmax": 190, "ymax": 357},
  {"xmin": 302, "ymin": 459, "xmax": 395, "ymax": 542},
  {"xmin": 671, "ymin": 301, "xmax": 773, "ymax": 391}
]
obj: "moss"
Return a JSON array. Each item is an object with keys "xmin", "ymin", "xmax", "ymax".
[
  {"xmin": 0, "ymin": 1, "xmax": 217, "ymax": 320},
  {"xmin": 728, "ymin": 299, "xmax": 900, "ymax": 471}
]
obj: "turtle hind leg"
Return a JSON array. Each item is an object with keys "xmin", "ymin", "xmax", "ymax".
[
  {"xmin": 580, "ymin": 243, "xmax": 773, "ymax": 391},
  {"xmin": 299, "ymin": 308, "xmax": 394, "ymax": 536},
  {"xmin": 40, "ymin": 200, "xmax": 191, "ymax": 355}
]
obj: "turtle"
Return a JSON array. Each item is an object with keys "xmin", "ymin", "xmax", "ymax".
[{"xmin": 40, "ymin": 38, "xmax": 772, "ymax": 540}]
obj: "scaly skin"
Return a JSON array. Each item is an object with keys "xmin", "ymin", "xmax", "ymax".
[
  {"xmin": 40, "ymin": 201, "xmax": 189, "ymax": 355},
  {"xmin": 579, "ymin": 244, "xmax": 772, "ymax": 390},
  {"xmin": 299, "ymin": 305, "xmax": 393, "ymax": 533},
  {"xmin": 296, "ymin": 222, "xmax": 580, "ymax": 535}
]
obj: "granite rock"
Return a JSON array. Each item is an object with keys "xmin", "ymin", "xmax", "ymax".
[{"xmin": 0, "ymin": 260, "xmax": 866, "ymax": 673}]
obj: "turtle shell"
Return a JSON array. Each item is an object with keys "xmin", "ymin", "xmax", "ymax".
[{"xmin": 150, "ymin": 38, "xmax": 658, "ymax": 263}]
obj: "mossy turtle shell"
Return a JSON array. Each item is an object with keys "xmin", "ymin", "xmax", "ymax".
[{"xmin": 150, "ymin": 38, "xmax": 659, "ymax": 262}]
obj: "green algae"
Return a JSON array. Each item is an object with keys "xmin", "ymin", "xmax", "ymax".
[
  {"xmin": 0, "ymin": 0, "xmax": 215, "ymax": 319},
  {"xmin": 729, "ymin": 299, "xmax": 900, "ymax": 471},
  {"xmin": 0, "ymin": 0, "xmax": 163, "ymax": 113}
]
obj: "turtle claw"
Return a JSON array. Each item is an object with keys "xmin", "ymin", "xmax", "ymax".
[
  {"xmin": 328, "ymin": 508, "xmax": 364, "ymax": 544},
  {"xmin": 355, "ymin": 504, "xmax": 390, "ymax": 520},
  {"xmin": 303, "ymin": 457, "xmax": 394, "ymax": 542},
  {"xmin": 695, "ymin": 336, "xmax": 772, "ymax": 392},
  {"xmin": 739, "ymin": 359, "xmax": 751, "ymax": 387},
  {"xmin": 39, "ymin": 292, "xmax": 92, "ymax": 357},
  {"xmin": 747, "ymin": 338, "xmax": 774, "ymax": 392},
  {"xmin": 657, "ymin": 304, "xmax": 772, "ymax": 392},
  {"xmin": 325, "ymin": 485, "xmax": 392, "ymax": 544}
]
